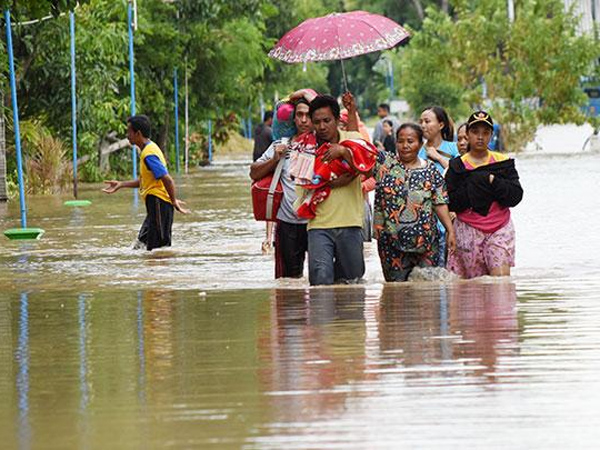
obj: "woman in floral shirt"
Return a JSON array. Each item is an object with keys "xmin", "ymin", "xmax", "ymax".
[{"xmin": 374, "ymin": 123, "xmax": 456, "ymax": 282}]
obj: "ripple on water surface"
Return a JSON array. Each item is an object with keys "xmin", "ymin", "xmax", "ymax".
[{"xmin": 1, "ymin": 156, "xmax": 600, "ymax": 448}]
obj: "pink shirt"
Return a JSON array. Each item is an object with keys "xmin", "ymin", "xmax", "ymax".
[{"xmin": 456, "ymin": 151, "xmax": 511, "ymax": 233}]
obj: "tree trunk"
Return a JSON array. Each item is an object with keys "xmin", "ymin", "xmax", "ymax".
[
  {"xmin": 98, "ymin": 132, "xmax": 130, "ymax": 173},
  {"xmin": 440, "ymin": 0, "xmax": 449, "ymax": 13},
  {"xmin": 409, "ymin": 0, "xmax": 425, "ymax": 20},
  {"xmin": 0, "ymin": 91, "xmax": 7, "ymax": 201},
  {"xmin": 157, "ymin": 111, "xmax": 170, "ymax": 163}
]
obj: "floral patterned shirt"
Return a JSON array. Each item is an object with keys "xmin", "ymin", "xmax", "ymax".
[{"xmin": 373, "ymin": 151, "xmax": 448, "ymax": 253}]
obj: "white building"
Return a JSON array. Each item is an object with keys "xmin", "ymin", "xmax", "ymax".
[{"xmin": 564, "ymin": 0, "xmax": 599, "ymax": 34}]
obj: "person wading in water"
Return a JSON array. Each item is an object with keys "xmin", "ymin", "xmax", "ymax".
[{"xmin": 102, "ymin": 115, "xmax": 190, "ymax": 250}]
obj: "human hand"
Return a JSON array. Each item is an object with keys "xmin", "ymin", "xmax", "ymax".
[
  {"xmin": 341, "ymin": 91, "xmax": 357, "ymax": 112},
  {"xmin": 321, "ymin": 144, "xmax": 348, "ymax": 163},
  {"xmin": 273, "ymin": 143, "xmax": 287, "ymax": 161},
  {"xmin": 102, "ymin": 180, "xmax": 121, "ymax": 194},
  {"xmin": 446, "ymin": 230, "xmax": 456, "ymax": 254},
  {"xmin": 425, "ymin": 145, "xmax": 441, "ymax": 162},
  {"xmin": 328, "ymin": 172, "xmax": 355, "ymax": 188},
  {"xmin": 290, "ymin": 88, "xmax": 317, "ymax": 103},
  {"xmin": 174, "ymin": 199, "xmax": 191, "ymax": 214}
]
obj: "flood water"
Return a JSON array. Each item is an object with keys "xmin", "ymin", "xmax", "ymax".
[{"xmin": 1, "ymin": 153, "xmax": 599, "ymax": 449}]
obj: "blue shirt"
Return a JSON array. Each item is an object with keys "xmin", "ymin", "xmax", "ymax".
[
  {"xmin": 418, "ymin": 140, "xmax": 459, "ymax": 174},
  {"xmin": 489, "ymin": 124, "xmax": 501, "ymax": 151},
  {"xmin": 144, "ymin": 154, "xmax": 168, "ymax": 179}
]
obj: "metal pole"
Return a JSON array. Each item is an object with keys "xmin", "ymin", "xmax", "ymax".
[
  {"xmin": 388, "ymin": 59, "xmax": 394, "ymax": 102},
  {"xmin": 5, "ymin": 10, "xmax": 27, "ymax": 228},
  {"xmin": 70, "ymin": 11, "xmax": 78, "ymax": 199},
  {"xmin": 340, "ymin": 58, "xmax": 349, "ymax": 92},
  {"xmin": 173, "ymin": 67, "xmax": 180, "ymax": 173},
  {"xmin": 248, "ymin": 105, "xmax": 253, "ymax": 140},
  {"xmin": 208, "ymin": 119, "xmax": 213, "ymax": 164},
  {"xmin": 184, "ymin": 64, "xmax": 189, "ymax": 174},
  {"xmin": 128, "ymin": 1, "xmax": 137, "ymax": 179}
]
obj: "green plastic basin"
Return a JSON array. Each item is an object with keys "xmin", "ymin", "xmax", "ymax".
[{"xmin": 4, "ymin": 228, "xmax": 45, "ymax": 240}]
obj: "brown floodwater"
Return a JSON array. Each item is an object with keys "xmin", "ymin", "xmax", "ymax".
[{"xmin": 1, "ymin": 154, "xmax": 599, "ymax": 449}]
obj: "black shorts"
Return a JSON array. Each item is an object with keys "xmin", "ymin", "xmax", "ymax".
[{"xmin": 138, "ymin": 194, "xmax": 174, "ymax": 251}]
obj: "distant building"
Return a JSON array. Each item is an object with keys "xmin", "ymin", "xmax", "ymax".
[{"xmin": 564, "ymin": 0, "xmax": 599, "ymax": 34}]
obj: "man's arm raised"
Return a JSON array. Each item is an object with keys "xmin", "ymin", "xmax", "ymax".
[
  {"xmin": 341, "ymin": 92, "xmax": 360, "ymax": 133},
  {"xmin": 102, "ymin": 179, "xmax": 140, "ymax": 193}
]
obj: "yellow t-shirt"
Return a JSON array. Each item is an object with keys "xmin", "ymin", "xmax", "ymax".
[
  {"xmin": 461, "ymin": 150, "xmax": 508, "ymax": 168},
  {"xmin": 304, "ymin": 130, "xmax": 365, "ymax": 231},
  {"xmin": 139, "ymin": 142, "xmax": 172, "ymax": 204}
]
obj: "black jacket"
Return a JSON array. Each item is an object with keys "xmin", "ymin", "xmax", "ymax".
[{"xmin": 445, "ymin": 157, "xmax": 523, "ymax": 216}]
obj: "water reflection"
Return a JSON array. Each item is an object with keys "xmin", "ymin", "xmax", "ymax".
[
  {"xmin": 0, "ymin": 154, "xmax": 598, "ymax": 448},
  {"xmin": 2, "ymin": 282, "xmax": 599, "ymax": 448},
  {"xmin": 257, "ymin": 283, "xmax": 519, "ymax": 432},
  {"xmin": 142, "ymin": 290, "xmax": 176, "ymax": 389},
  {"xmin": 378, "ymin": 282, "xmax": 518, "ymax": 383},
  {"xmin": 449, "ymin": 282, "xmax": 519, "ymax": 382},
  {"xmin": 136, "ymin": 291, "xmax": 146, "ymax": 406},
  {"xmin": 77, "ymin": 294, "xmax": 90, "ymax": 450},
  {"xmin": 16, "ymin": 292, "xmax": 30, "ymax": 450},
  {"xmin": 260, "ymin": 287, "xmax": 369, "ymax": 421},
  {"xmin": 68, "ymin": 208, "xmax": 86, "ymax": 229},
  {"xmin": 78, "ymin": 294, "xmax": 89, "ymax": 413}
]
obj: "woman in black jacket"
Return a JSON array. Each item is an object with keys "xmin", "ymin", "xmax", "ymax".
[{"xmin": 445, "ymin": 111, "xmax": 523, "ymax": 279}]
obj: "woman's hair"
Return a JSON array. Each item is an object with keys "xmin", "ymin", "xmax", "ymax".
[
  {"xmin": 423, "ymin": 106, "xmax": 454, "ymax": 141},
  {"xmin": 295, "ymin": 98, "xmax": 310, "ymax": 108},
  {"xmin": 396, "ymin": 123, "xmax": 424, "ymax": 143},
  {"xmin": 383, "ymin": 119, "xmax": 394, "ymax": 128}
]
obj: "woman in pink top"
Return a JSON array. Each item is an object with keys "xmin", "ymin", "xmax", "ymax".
[{"xmin": 445, "ymin": 111, "xmax": 523, "ymax": 278}]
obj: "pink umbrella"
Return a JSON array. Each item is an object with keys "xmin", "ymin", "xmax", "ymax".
[{"xmin": 268, "ymin": 10, "xmax": 410, "ymax": 90}]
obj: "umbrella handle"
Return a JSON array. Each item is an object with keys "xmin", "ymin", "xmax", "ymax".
[{"xmin": 340, "ymin": 58, "xmax": 349, "ymax": 92}]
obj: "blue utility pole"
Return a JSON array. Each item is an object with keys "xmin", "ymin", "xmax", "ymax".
[
  {"xmin": 4, "ymin": 9, "xmax": 27, "ymax": 228},
  {"xmin": 128, "ymin": 1, "xmax": 137, "ymax": 179},
  {"xmin": 173, "ymin": 68, "xmax": 180, "ymax": 173},
  {"xmin": 70, "ymin": 11, "xmax": 78, "ymax": 198}
]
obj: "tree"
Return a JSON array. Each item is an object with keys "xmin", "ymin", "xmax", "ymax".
[
  {"xmin": 3, "ymin": 0, "xmax": 279, "ymax": 181},
  {"xmin": 0, "ymin": 1, "xmax": 84, "ymax": 17},
  {"xmin": 0, "ymin": 0, "xmax": 92, "ymax": 198},
  {"xmin": 399, "ymin": 0, "xmax": 600, "ymax": 149}
]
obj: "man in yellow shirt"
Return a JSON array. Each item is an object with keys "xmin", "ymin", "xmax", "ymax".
[
  {"xmin": 102, "ymin": 115, "xmax": 189, "ymax": 250},
  {"xmin": 299, "ymin": 95, "xmax": 366, "ymax": 285}
]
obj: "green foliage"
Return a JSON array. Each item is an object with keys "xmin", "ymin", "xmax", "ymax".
[
  {"xmin": 400, "ymin": 0, "xmax": 600, "ymax": 150},
  {"xmin": 3, "ymin": 0, "xmax": 600, "ymax": 190},
  {"xmin": 398, "ymin": 9, "xmax": 470, "ymax": 118},
  {"xmin": 0, "ymin": 1, "xmax": 87, "ymax": 18},
  {"xmin": 9, "ymin": 0, "xmax": 129, "ymax": 180},
  {"xmin": 20, "ymin": 119, "xmax": 71, "ymax": 194}
]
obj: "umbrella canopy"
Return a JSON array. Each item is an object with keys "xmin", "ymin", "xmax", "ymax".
[{"xmin": 268, "ymin": 10, "xmax": 410, "ymax": 64}]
